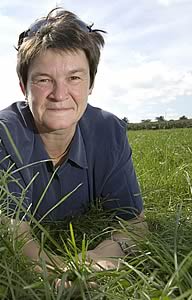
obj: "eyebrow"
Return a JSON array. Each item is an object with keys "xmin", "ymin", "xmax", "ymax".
[
  {"xmin": 31, "ymin": 72, "xmax": 51, "ymax": 79},
  {"xmin": 68, "ymin": 68, "xmax": 88, "ymax": 75},
  {"xmin": 31, "ymin": 68, "xmax": 88, "ymax": 78}
]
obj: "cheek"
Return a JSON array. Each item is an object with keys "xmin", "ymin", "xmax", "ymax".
[
  {"xmin": 28, "ymin": 82, "xmax": 50, "ymax": 97},
  {"xmin": 27, "ymin": 89, "xmax": 45, "ymax": 112},
  {"xmin": 74, "ymin": 86, "xmax": 90, "ymax": 102},
  {"xmin": 28, "ymin": 87, "xmax": 48, "ymax": 106}
]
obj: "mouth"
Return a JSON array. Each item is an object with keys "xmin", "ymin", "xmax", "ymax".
[{"xmin": 47, "ymin": 107, "xmax": 73, "ymax": 111}]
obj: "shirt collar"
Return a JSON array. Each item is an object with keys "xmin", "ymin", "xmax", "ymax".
[{"xmin": 68, "ymin": 124, "xmax": 88, "ymax": 169}]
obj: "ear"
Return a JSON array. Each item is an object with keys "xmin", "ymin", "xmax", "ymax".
[
  {"xmin": 19, "ymin": 81, "xmax": 26, "ymax": 96},
  {"xmin": 89, "ymin": 82, "xmax": 94, "ymax": 95}
]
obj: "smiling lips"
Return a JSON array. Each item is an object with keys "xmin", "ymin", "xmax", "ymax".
[{"xmin": 47, "ymin": 107, "xmax": 73, "ymax": 111}]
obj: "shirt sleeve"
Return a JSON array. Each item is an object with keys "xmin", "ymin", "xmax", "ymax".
[
  {"xmin": 0, "ymin": 142, "xmax": 31, "ymax": 221},
  {"xmin": 100, "ymin": 131, "xmax": 143, "ymax": 220}
]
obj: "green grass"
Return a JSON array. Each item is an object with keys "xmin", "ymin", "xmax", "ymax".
[
  {"xmin": 128, "ymin": 128, "xmax": 192, "ymax": 232},
  {"xmin": 0, "ymin": 128, "xmax": 192, "ymax": 299}
]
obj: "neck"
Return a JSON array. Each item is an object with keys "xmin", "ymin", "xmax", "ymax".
[{"xmin": 39, "ymin": 125, "xmax": 76, "ymax": 162}]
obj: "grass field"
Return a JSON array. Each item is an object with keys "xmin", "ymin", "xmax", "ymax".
[{"xmin": 0, "ymin": 128, "xmax": 192, "ymax": 299}]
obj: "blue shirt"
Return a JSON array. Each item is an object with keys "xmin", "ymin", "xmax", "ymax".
[{"xmin": 0, "ymin": 101, "xmax": 143, "ymax": 221}]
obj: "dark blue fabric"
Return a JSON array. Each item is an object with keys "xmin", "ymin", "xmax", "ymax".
[{"xmin": 0, "ymin": 101, "xmax": 143, "ymax": 221}]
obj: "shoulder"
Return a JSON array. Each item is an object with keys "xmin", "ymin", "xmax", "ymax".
[
  {"xmin": 0, "ymin": 101, "xmax": 33, "ymax": 140},
  {"xmin": 0, "ymin": 101, "xmax": 34, "ymax": 164},
  {"xmin": 0, "ymin": 101, "xmax": 30, "ymax": 126},
  {"xmin": 80, "ymin": 104, "xmax": 127, "ymax": 144}
]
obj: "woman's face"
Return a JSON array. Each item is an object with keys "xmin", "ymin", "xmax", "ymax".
[{"xmin": 24, "ymin": 49, "xmax": 93, "ymax": 133}]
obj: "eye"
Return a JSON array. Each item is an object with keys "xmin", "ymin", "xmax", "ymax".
[
  {"xmin": 32, "ymin": 77, "xmax": 53, "ymax": 86},
  {"xmin": 39, "ymin": 78, "xmax": 51, "ymax": 82},
  {"xmin": 38, "ymin": 78, "xmax": 53, "ymax": 83},
  {"xmin": 69, "ymin": 76, "xmax": 81, "ymax": 81}
]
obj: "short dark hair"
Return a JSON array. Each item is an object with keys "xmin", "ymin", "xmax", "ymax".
[{"xmin": 16, "ymin": 8, "xmax": 106, "ymax": 89}]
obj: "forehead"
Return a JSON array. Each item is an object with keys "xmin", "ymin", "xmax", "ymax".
[{"xmin": 28, "ymin": 49, "xmax": 89, "ymax": 74}]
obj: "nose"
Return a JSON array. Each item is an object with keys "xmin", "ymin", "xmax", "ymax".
[{"xmin": 50, "ymin": 81, "xmax": 69, "ymax": 101}]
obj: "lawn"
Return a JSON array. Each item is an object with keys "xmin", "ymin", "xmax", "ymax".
[{"xmin": 0, "ymin": 128, "xmax": 192, "ymax": 299}]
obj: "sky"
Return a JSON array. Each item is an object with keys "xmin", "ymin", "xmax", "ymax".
[{"xmin": 0, "ymin": 0, "xmax": 192, "ymax": 122}]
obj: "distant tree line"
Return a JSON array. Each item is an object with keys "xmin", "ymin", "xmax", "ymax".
[{"xmin": 122, "ymin": 116, "xmax": 192, "ymax": 130}]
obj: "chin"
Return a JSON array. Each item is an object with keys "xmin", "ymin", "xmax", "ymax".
[{"xmin": 45, "ymin": 121, "xmax": 76, "ymax": 131}]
